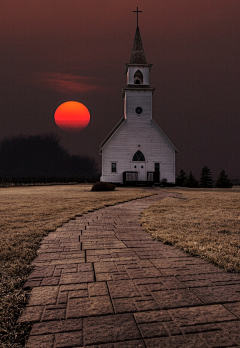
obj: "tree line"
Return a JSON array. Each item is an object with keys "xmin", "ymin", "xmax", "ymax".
[
  {"xmin": 0, "ymin": 134, "xmax": 100, "ymax": 185},
  {"xmin": 176, "ymin": 166, "xmax": 233, "ymax": 188}
]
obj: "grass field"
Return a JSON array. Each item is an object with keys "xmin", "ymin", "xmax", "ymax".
[
  {"xmin": 0, "ymin": 184, "xmax": 154, "ymax": 347},
  {"xmin": 1, "ymin": 185, "xmax": 240, "ymax": 347},
  {"xmin": 141, "ymin": 187, "xmax": 240, "ymax": 273}
]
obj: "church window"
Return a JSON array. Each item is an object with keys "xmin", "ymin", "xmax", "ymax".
[
  {"xmin": 135, "ymin": 106, "xmax": 143, "ymax": 115},
  {"xmin": 111, "ymin": 162, "xmax": 117, "ymax": 173},
  {"xmin": 132, "ymin": 150, "xmax": 145, "ymax": 161},
  {"xmin": 155, "ymin": 163, "xmax": 160, "ymax": 172},
  {"xmin": 134, "ymin": 70, "xmax": 143, "ymax": 84}
]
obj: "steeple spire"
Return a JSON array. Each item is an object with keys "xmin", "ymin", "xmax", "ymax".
[{"xmin": 129, "ymin": 26, "xmax": 147, "ymax": 64}]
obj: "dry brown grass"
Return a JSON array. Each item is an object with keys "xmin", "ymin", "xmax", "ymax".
[
  {"xmin": 0, "ymin": 184, "xmax": 154, "ymax": 347},
  {"xmin": 141, "ymin": 187, "xmax": 240, "ymax": 273}
]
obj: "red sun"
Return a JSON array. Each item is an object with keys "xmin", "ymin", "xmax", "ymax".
[{"xmin": 54, "ymin": 101, "xmax": 90, "ymax": 133}]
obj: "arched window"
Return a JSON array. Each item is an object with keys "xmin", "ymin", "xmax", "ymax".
[
  {"xmin": 132, "ymin": 150, "xmax": 145, "ymax": 161},
  {"xmin": 134, "ymin": 70, "xmax": 143, "ymax": 84}
]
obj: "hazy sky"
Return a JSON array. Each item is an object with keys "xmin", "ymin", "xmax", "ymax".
[{"xmin": 1, "ymin": 0, "xmax": 240, "ymax": 179}]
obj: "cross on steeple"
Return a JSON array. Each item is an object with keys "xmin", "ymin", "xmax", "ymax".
[{"xmin": 133, "ymin": 7, "xmax": 142, "ymax": 28}]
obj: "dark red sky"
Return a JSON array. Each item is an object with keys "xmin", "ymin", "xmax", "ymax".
[{"xmin": 1, "ymin": 0, "xmax": 240, "ymax": 179}]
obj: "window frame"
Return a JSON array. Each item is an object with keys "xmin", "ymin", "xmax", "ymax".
[
  {"xmin": 134, "ymin": 70, "xmax": 143, "ymax": 84},
  {"xmin": 132, "ymin": 150, "xmax": 145, "ymax": 162},
  {"xmin": 111, "ymin": 162, "xmax": 117, "ymax": 173},
  {"xmin": 154, "ymin": 162, "xmax": 160, "ymax": 172}
]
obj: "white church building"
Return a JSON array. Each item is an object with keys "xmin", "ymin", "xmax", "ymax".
[{"xmin": 100, "ymin": 21, "xmax": 178, "ymax": 185}]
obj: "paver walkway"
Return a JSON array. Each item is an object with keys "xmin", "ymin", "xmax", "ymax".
[{"xmin": 19, "ymin": 191, "xmax": 240, "ymax": 347}]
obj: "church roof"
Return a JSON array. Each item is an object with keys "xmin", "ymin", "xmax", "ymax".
[
  {"xmin": 151, "ymin": 120, "xmax": 179, "ymax": 153},
  {"xmin": 99, "ymin": 117, "xmax": 126, "ymax": 152},
  {"xmin": 129, "ymin": 26, "xmax": 147, "ymax": 64}
]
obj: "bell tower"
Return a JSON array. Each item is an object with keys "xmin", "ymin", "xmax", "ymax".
[{"xmin": 122, "ymin": 8, "xmax": 155, "ymax": 121}]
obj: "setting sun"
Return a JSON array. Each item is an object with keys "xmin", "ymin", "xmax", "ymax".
[{"xmin": 54, "ymin": 101, "xmax": 90, "ymax": 133}]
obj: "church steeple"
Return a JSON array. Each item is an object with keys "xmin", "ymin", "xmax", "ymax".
[
  {"xmin": 122, "ymin": 8, "xmax": 155, "ymax": 117},
  {"xmin": 123, "ymin": 18, "xmax": 154, "ymax": 87},
  {"xmin": 124, "ymin": 9, "xmax": 153, "ymax": 83},
  {"xmin": 129, "ymin": 26, "xmax": 147, "ymax": 64}
]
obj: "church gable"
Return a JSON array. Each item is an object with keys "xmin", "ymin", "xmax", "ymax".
[{"xmin": 101, "ymin": 119, "xmax": 176, "ymax": 181}]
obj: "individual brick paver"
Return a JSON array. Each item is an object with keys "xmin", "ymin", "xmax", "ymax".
[{"xmin": 18, "ymin": 190, "xmax": 240, "ymax": 347}]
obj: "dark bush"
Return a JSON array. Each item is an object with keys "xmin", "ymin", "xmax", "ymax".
[{"xmin": 91, "ymin": 182, "xmax": 115, "ymax": 191}]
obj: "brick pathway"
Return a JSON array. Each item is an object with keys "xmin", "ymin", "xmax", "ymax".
[{"xmin": 18, "ymin": 191, "xmax": 240, "ymax": 347}]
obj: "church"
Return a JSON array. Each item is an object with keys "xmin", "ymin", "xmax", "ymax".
[{"xmin": 100, "ymin": 14, "xmax": 178, "ymax": 185}]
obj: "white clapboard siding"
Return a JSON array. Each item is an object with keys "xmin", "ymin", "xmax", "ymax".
[
  {"xmin": 101, "ymin": 118, "xmax": 176, "ymax": 183},
  {"xmin": 125, "ymin": 93, "xmax": 152, "ymax": 119}
]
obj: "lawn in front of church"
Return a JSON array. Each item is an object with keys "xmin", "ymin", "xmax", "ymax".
[
  {"xmin": 141, "ymin": 187, "xmax": 240, "ymax": 273},
  {"xmin": 0, "ymin": 184, "xmax": 153, "ymax": 347}
]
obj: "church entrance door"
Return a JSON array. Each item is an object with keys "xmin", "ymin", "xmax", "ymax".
[
  {"xmin": 131, "ymin": 162, "xmax": 146, "ymax": 181},
  {"xmin": 131, "ymin": 150, "xmax": 146, "ymax": 181}
]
